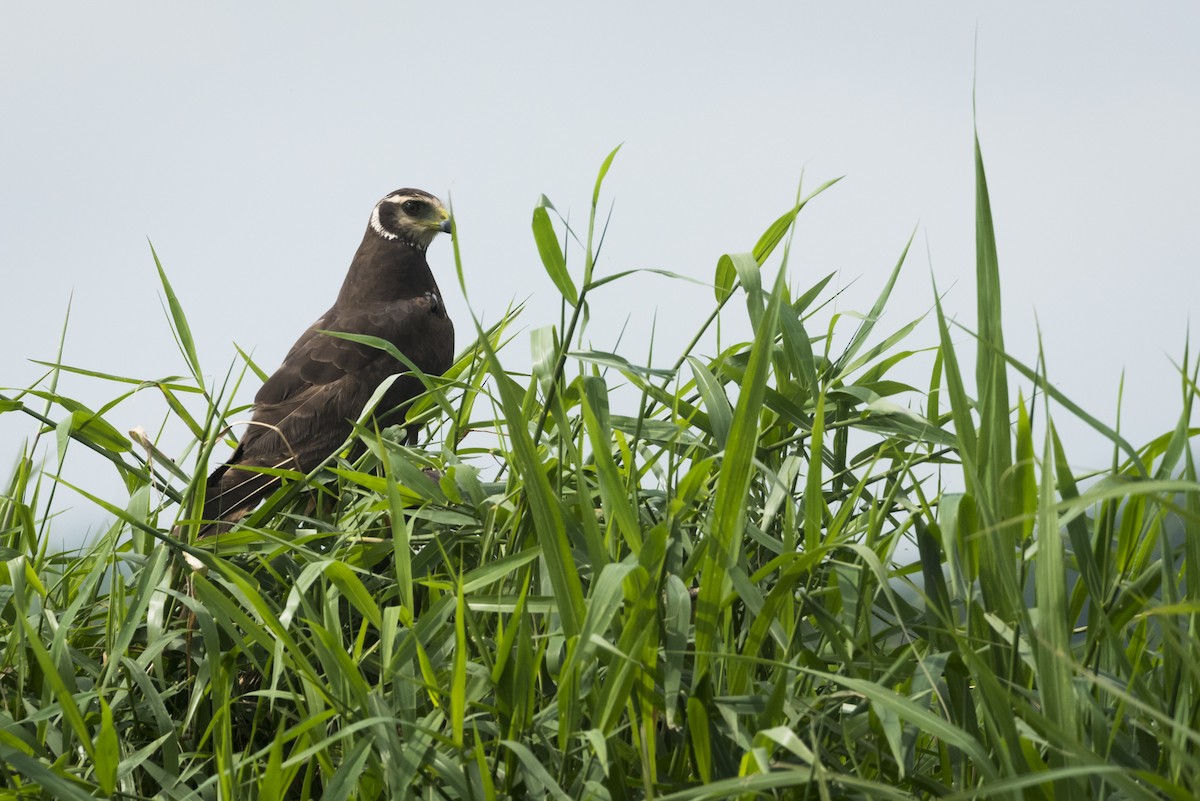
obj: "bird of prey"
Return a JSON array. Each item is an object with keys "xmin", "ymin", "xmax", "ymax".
[{"xmin": 196, "ymin": 188, "xmax": 454, "ymax": 532}]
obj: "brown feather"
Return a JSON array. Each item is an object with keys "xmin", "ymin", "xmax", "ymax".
[{"xmin": 196, "ymin": 193, "xmax": 453, "ymax": 533}]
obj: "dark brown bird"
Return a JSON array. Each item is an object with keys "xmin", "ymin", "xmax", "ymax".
[{"xmin": 196, "ymin": 188, "xmax": 454, "ymax": 532}]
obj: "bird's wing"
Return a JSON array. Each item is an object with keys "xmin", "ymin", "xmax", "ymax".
[
  {"xmin": 201, "ymin": 353, "xmax": 371, "ymax": 530},
  {"xmin": 238, "ymin": 298, "xmax": 445, "ymax": 466},
  {"xmin": 254, "ymin": 313, "xmax": 366, "ymax": 405},
  {"xmin": 235, "ymin": 316, "xmax": 375, "ymax": 462}
]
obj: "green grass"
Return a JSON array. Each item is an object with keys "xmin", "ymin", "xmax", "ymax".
[{"xmin": 1, "ymin": 135, "xmax": 1198, "ymax": 800}]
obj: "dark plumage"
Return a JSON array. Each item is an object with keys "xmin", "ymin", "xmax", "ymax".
[{"xmin": 197, "ymin": 188, "xmax": 454, "ymax": 532}]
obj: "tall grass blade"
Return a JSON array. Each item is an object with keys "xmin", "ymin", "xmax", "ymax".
[
  {"xmin": 694, "ymin": 261, "xmax": 786, "ymax": 686},
  {"xmin": 149, "ymin": 241, "xmax": 203, "ymax": 389},
  {"xmin": 532, "ymin": 203, "xmax": 578, "ymax": 305}
]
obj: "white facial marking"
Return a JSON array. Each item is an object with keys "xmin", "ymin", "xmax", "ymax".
[
  {"xmin": 370, "ymin": 205, "xmax": 399, "ymax": 240},
  {"xmin": 368, "ymin": 192, "xmax": 448, "ymax": 250}
]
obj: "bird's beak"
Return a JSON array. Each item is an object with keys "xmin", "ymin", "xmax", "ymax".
[{"xmin": 440, "ymin": 217, "xmax": 453, "ymax": 235}]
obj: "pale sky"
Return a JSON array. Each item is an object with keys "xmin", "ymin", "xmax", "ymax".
[{"xmin": 2, "ymin": 4, "xmax": 1197, "ymax": 538}]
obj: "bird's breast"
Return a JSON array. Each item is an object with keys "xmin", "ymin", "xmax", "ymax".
[{"xmin": 376, "ymin": 292, "xmax": 454, "ymax": 374}]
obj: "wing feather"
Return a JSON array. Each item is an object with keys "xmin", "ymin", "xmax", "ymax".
[{"xmin": 200, "ymin": 292, "xmax": 453, "ymax": 531}]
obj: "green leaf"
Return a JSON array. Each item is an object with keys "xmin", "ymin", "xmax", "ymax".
[
  {"xmin": 565, "ymin": 561, "xmax": 637, "ymax": 677},
  {"xmin": 1034, "ymin": 417, "xmax": 1081, "ymax": 786},
  {"xmin": 663, "ymin": 574, "xmax": 690, "ymax": 729},
  {"xmin": 15, "ymin": 602, "xmax": 95, "ymax": 762},
  {"xmin": 809, "ymin": 670, "xmax": 1000, "ymax": 782},
  {"xmin": 831, "ymin": 230, "xmax": 913, "ymax": 377},
  {"xmin": 592, "ymin": 144, "xmax": 622, "ymax": 209},
  {"xmin": 580, "ymin": 376, "xmax": 643, "ymax": 553},
  {"xmin": 803, "ymin": 390, "xmax": 827, "ymax": 552},
  {"xmin": 0, "ymin": 749, "xmax": 96, "ymax": 801},
  {"xmin": 752, "ymin": 175, "xmax": 842, "ymax": 265},
  {"xmin": 531, "ymin": 325, "xmax": 560, "ymax": 396},
  {"xmin": 728, "ymin": 252, "xmax": 763, "ymax": 328},
  {"xmin": 320, "ymin": 739, "xmax": 373, "ymax": 801},
  {"xmin": 474, "ymin": 322, "xmax": 585, "ymax": 638},
  {"xmin": 65, "ymin": 409, "xmax": 131, "ymax": 453},
  {"xmin": 694, "ymin": 257, "xmax": 786, "ymax": 684},
  {"xmin": 94, "ymin": 697, "xmax": 119, "ymax": 797},
  {"xmin": 500, "ymin": 740, "xmax": 573, "ymax": 801},
  {"xmin": 259, "ymin": 727, "xmax": 285, "ymax": 801},
  {"xmin": 452, "ymin": 580, "xmax": 467, "ymax": 747},
  {"xmin": 532, "ymin": 204, "xmax": 578, "ymax": 304},
  {"xmin": 972, "ymin": 129, "xmax": 1018, "ymax": 541},
  {"xmin": 714, "ymin": 254, "xmax": 737, "ymax": 303},
  {"xmin": 461, "ymin": 547, "xmax": 543, "ymax": 593},
  {"xmin": 150, "ymin": 240, "xmax": 203, "ymax": 389},
  {"xmin": 688, "ymin": 357, "xmax": 733, "ymax": 448},
  {"xmin": 931, "ymin": 274, "xmax": 981, "ymax": 502},
  {"xmin": 686, "ymin": 694, "xmax": 712, "ymax": 784},
  {"xmin": 569, "ymin": 349, "xmax": 673, "ymax": 378},
  {"xmin": 324, "ymin": 562, "xmax": 382, "ymax": 629}
]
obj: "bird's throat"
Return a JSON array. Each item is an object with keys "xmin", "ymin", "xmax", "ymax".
[{"xmin": 336, "ymin": 228, "xmax": 440, "ymax": 305}]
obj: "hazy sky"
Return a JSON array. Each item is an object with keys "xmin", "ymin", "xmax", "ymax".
[{"xmin": 2, "ymin": 4, "xmax": 1197, "ymax": 537}]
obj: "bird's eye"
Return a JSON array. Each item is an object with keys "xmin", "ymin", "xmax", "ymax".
[{"xmin": 401, "ymin": 200, "xmax": 423, "ymax": 215}]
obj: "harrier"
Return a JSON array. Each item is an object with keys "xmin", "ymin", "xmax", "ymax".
[{"xmin": 196, "ymin": 188, "xmax": 454, "ymax": 532}]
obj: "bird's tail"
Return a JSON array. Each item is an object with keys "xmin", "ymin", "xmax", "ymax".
[{"xmin": 180, "ymin": 459, "xmax": 292, "ymax": 537}]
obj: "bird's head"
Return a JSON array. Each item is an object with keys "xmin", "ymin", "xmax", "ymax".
[{"xmin": 369, "ymin": 188, "xmax": 452, "ymax": 251}]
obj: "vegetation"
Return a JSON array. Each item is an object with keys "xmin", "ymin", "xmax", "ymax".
[{"xmin": 1, "ymin": 137, "xmax": 1198, "ymax": 801}]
